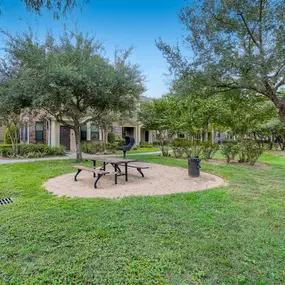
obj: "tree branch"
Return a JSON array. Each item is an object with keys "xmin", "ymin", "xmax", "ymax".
[
  {"xmin": 237, "ymin": 12, "xmax": 260, "ymax": 49},
  {"xmin": 42, "ymin": 107, "xmax": 75, "ymax": 129},
  {"xmin": 269, "ymin": 64, "xmax": 285, "ymax": 78},
  {"xmin": 258, "ymin": 0, "xmax": 263, "ymax": 49},
  {"xmin": 275, "ymin": 77, "xmax": 285, "ymax": 90}
]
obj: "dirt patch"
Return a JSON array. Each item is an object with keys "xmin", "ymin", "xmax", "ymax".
[
  {"xmin": 43, "ymin": 163, "xmax": 226, "ymax": 199},
  {"xmin": 206, "ymin": 159, "xmax": 269, "ymax": 168}
]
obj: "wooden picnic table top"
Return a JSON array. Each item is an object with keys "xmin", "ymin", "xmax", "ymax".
[{"xmin": 89, "ymin": 155, "xmax": 136, "ymax": 164}]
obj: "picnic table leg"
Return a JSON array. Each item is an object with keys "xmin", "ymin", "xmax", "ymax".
[
  {"xmin": 93, "ymin": 160, "xmax": 96, "ymax": 178},
  {"xmin": 103, "ymin": 162, "xmax": 106, "ymax": 171},
  {"xmin": 115, "ymin": 164, "xmax": 118, "ymax": 185},
  {"xmin": 125, "ymin": 163, "xmax": 128, "ymax": 181},
  {"xmin": 74, "ymin": 169, "xmax": 82, "ymax": 181},
  {"xmin": 137, "ymin": 168, "xmax": 144, "ymax": 177},
  {"xmin": 94, "ymin": 174, "xmax": 103, "ymax": 189}
]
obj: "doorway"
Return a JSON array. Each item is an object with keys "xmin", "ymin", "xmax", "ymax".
[{"xmin": 60, "ymin": 126, "xmax": 70, "ymax": 150}]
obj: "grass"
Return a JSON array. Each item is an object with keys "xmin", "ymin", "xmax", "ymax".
[
  {"xmin": 1, "ymin": 152, "xmax": 285, "ymax": 284},
  {"xmin": 0, "ymin": 144, "xmax": 11, "ymax": 147},
  {"xmin": 119, "ymin": 147, "xmax": 160, "ymax": 154}
]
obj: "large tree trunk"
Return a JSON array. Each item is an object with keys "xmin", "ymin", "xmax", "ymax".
[
  {"xmin": 101, "ymin": 126, "xmax": 108, "ymax": 150},
  {"xmin": 278, "ymin": 101, "xmax": 285, "ymax": 126},
  {"xmin": 74, "ymin": 125, "xmax": 82, "ymax": 161}
]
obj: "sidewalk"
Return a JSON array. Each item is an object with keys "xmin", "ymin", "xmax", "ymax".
[
  {"xmin": 0, "ymin": 156, "xmax": 71, "ymax": 164},
  {"xmin": 0, "ymin": 151, "xmax": 166, "ymax": 165}
]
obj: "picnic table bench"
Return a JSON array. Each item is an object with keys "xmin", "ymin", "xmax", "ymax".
[
  {"xmin": 72, "ymin": 165, "xmax": 110, "ymax": 189},
  {"xmin": 117, "ymin": 163, "xmax": 149, "ymax": 177}
]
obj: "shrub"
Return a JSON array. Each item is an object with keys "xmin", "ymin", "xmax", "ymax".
[
  {"xmin": 153, "ymin": 140, "xmax": 170, "ymax": 156},
  {"xmin": 106, "ymin": 143, "xmax": 117, "ymax": 153},
  {"xmin": 238, "ymin": 139, "xmax": 263, "ymax": 165},
  {"xmin": 171, "ymin": 138, "xmax": 190, "ymax": 158},
  {"xmin": 0, "ymin": 144, "xmax": 65, "ymax": 158},
  {"xmin": 107, "ymin": 132, "xmax": 116, "ymax": 144},
  {"xmin": 201, "ymin": 142, "xmax": 220, "ymax": 160},
  {"xmin": 184, "ymin": 140, "xmax": 202, "ymax": 158},
  {"xmin": 4, "ymin": 124, "xmax": 19, "ymax": 144},
  {"xmin": 116, "ymin": 139, "xmax": 126, "ymax": 145},
  {"xmin": 49, "ymin": 146, "xmax": 65, "ymax": 156},
  {"xmin": 140, "ymin": 141, "xmax": 153, "ymax": 148},
  {"xmin": 0, "ymin": 145, "xmax": 12, "ymax": 157},
  {"xmin": 221, "ymin": 142, "xmax": 240, "ymax": 163},
  {"xmin": 82, "ymin": 141, "xmax": 104, "ymax": 154},
  {"xmin": 19, "ymin": 144, "xmax": 65, "ymax": 157}
]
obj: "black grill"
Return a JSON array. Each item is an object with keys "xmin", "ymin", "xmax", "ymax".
[{"xmin": 0, "ymin": 198, "xmax": 13, "ymax": 205}]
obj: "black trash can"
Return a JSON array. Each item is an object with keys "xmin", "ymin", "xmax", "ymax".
[{"xmin": 188, "ymin": 158, "xmax": 201, "ymax": 177}]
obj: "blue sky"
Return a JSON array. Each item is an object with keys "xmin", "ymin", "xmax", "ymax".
[{"xmin": 0, "ymin": 0, "xmax": 186, "ymax": 98}]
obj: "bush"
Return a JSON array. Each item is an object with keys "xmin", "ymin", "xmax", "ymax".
[
  {"xmin": 184, "ymin": 140, "xmax": 202, "ymax": 158},
  {"xmin": 116, "ymin": 139, "xmax": 126, "ymax": 145},
  {"xmin": 171, "ymin": 138, "xmax": 190, "ymax": 158},
  {"xmin": 140, "ymin": 141, "xmax": 153, "ymax": 148},
  {"xmin": 153, "ymin": 140, "xmax": 170, "ymax": 156},
  {"xmin": 82, "ymin": 141, "xmax": 104, "ymax": 154},
  {"xmin": 221, "ymin": 142, "xmax": 240, "ymax": 163},
  {"xmin": 238, "ymin": 139, "xmax": 263, "ymax": 165},
  {"xmin": 106, "ymin": 143, "xmax": 117, "ymax": 153},
  {"xmin": 19, "ymin": 144, "xmax": 65, "ymax": 157},
  {"xmin": 4, "ymin": 124, "xmax": 19, "ymax": 144},
  {"xmin": 0, "ymin": 144, "xmax": 65, "ymax": 158},
  {"xmin": 107, "ymin": 132, "xmax": 116, "ymax": 144},
  {"xmin": 201, "ymin": 142, "xmax": 220, "ymax": 160},
  {"xmin": 0, "ymin": 144, "xmax": 12, "ymax": 157}
]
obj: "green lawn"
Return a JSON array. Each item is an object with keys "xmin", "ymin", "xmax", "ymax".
[
  {"xmin": 122, "ymin": 147, "xmax": 160, "ymax": 154},
  {"xmin": 1, "ymin": 152, "xmax": 285, "ymax": 284}
]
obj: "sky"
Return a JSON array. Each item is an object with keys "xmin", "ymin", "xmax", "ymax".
[{"xmin": 0, "ymin": 0, "xmax": 187, "ymax": 98}]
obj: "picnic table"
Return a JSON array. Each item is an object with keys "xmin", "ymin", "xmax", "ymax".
[
  {"xmin": 90, "ymin": 155, "xmax": 137, "ymax": 183},
  {"xmin": 73, "ymin": 155, "xmax": 149, "ymax": 189}
]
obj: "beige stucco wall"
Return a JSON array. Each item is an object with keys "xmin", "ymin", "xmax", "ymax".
[
  {"xmin": 55, "ymin": 122, "xmax": 60, "ymax": 146},
  {"xmin": 70, "ymin": 129, "xmax": 76, "ymax": 152}
]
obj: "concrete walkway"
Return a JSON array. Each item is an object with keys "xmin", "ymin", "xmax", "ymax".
[
  {"xmin": 0, "ymin": 156, "xmax": 71, "ymax": 164},
  {"xmin": 0, "ymin": 151, "xmax": 167, "ymax": 165}
]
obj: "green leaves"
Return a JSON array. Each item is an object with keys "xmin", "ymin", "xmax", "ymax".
[
  {"xmin": 158, "ymin": 0, "xmax": 285, "ymax": 125},
  {"xmin": 0, "ymin": 30, "xmax": 145, "ymax": 159}
]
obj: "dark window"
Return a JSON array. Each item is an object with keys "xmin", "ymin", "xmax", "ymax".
[
  {"xmin": 35, "ymin": 122, "xmax": 44, "ymax": 142},
  {"xmin": 122, "ymin": 127, "xmax": 134, "ymax": 138},
  {"xmin": 91, "ymin": 124, "xmax": 99, "ymax": 140},
  {"xmin": 178, "ymin": 133, "xmax": 185, "ymax": 138},
  {"xmin": 81, "ymin": 125, "xmax": 87, "ymax": 141}
]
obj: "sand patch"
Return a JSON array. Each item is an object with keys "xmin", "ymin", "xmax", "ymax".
[{"xmin": 43, "ymin": 163, "xmax": 226, "ymax": 199}]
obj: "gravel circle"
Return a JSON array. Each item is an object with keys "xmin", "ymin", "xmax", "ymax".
[{"xmin": 43, "ymin": 163, "xmax": 226, "ymax": 199}]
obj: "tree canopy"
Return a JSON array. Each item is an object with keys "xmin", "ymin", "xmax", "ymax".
[
  {"xmin": 0, "ymin": 30, "xmax": 145, "ymax": 160},
  {"xmin": 0, "ymin": 1, "xmax": 89, "ymax": 17},
  {"xmin": 157, "ymin": 0, "xmax": 285, "ymax": 125}
]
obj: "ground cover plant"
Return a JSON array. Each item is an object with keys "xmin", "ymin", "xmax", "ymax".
[
  {"xmin": 0, "ymin": 144, "xmax": 65, "ymax": 158},
  {"xmin": 0, "ymin": 152, "xmax": 285, "ymax": 284}
]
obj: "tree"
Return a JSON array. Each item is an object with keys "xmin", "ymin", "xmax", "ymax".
[
  {"xmin": 0, "ymin": 59, "xmax": 35, "ymax": 155},
  {"xmin": 139, "ymin": 96, "xmax": 174, "ymax": 156},
  {"xmin": 213, "ymin": 90, "xmax": 276, "ymax": 139},
  {"xmin": 2, "ymin": 30, "xmax": 145, "ymax": 160},
  {"xmin": 157, "ymin": 0, "xmax": 285, "ymax": 125},
  {"xmin": 0, "ymin": 1, "xmax": 89, "ymax": 17}
]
